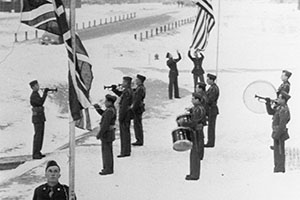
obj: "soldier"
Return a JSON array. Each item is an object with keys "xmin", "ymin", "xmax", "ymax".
[
  {"xmin": 205, "ymin": 73, "xmax": 219, "ymax": 148},
  {"xmin": 179, "ymin": 93, "xmax": 206, "ymax": 180},
  {"xmin": 195, "ymin": 82, "xmax": 208, "ymax": 126},
  {"xmin": 131, "ymin": 74, "xmax": 146, "ymax": 146},
  {"xmin": 188, "ymin": 49, "xmax": 205, "ymax": 88},
  {"xmin": 32, "ymin": 160, "xmax": 73, "ymax": 200},
  {"xmin": 166, "ymin": 50, "xmax": 181, "ymax": 99},
  {"xmin": 112, "ymin": 76, "xmax": 133, "ymax": 158},
  {"xmin": 29, "ymin": 80, "xmax": 49, "ymax": 159},
  {"xmin": 277, "ymin": 70, "xmax": 292, "ymax": 96},
  {"xmin": 94, "ymin": 94, "xmax": 117, "ymax": 175},
  {"xmin": 265, "ymin": 91, "xmax": 291, "ymax": 173}
]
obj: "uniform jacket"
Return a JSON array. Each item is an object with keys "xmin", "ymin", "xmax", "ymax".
[
  {"xmin": 112, "ymin": 87, "xmax": 133, "ymax": 122},
  {"xmin": 188, "ymin": 50, "xmax": 204, "ymax": 75},
  {"xmin": 266, "ymin": 103, "xmax": 290, "ymax": 141},
  {"xmin": 32, "ymin": 182, "xmax": 70, "ymax": 200},
  {"xmin": 167, "ymin": 53, "xmax": 181, "ymax": 78},
  {"xmin": 30, "ymin": 90, "xmax": 47, "ymax": 123},
  {"xmin": 182, "ymin": 104, "xmax": 206, "ymax": 132},
  {"xmin": 95, "ymin": 104, "xmax": 116, "ymax": 142},
  {"xmin": 132, "ymin": 84, "xmax": 146, "ymax": 114},
  {"xmin": 277, "ymin": 81, "xmax": 290, "ymax": 95},
  {"xmin": 206, "ymin": 83, "xmax": 220, "ymax": 116}
]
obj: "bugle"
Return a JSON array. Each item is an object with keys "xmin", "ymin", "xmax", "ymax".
[
  {"xmin": 40, "ymin": 88, "xmax": 58, "ymax": 92},
  {"xmin": 254, "ymin": 94, "xmax": 276, "ymax": 103},
  {"xmin": 104, "ymin": 84, "xmax": 122, "ymax": 90}
]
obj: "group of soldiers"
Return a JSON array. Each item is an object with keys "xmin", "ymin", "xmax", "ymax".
[{"xmin": 167, "ymin": 48, "xmax": 220, "ymax": 180}]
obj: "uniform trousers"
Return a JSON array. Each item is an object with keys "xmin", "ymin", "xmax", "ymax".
[
  {"xmin": 133, "ymin": 113, "xmax": 144, "ymax": 144},
  {"xmin": 190, "ymin": 129, "xmax": 204, "ymax": 178},
  {"xmin": 193, "ymin": 74, "xmax": 204, "ymax": 88},
  {"xmin": 207, "ymin": 114, "xmax": 217, "ymax": 147},
  {"xmin": 273, "ymin": 139, "xmax": 285, "ymax": 172},
  {"xmin": 168, "ymin": 76, "xmax": 179, "ymax": 99},
  {"xmin": 101, "ymin": 141, "xmax": 113, "ymax": 172},
  {"xmin": 120, "ymin": 120, "xmax": 131, "ymax": 155},
  {"xmin": 33, "ymin": 122, "xmax": 45, "ymax": 156}
]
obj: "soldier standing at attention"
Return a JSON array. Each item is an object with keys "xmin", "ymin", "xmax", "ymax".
[
  {"xmin": 94, "ymin": 94, "xmax": 117, "ymax": 175},
  {"xmin": 32, "ymin": 160, "xmax": 73, "ymax": 200},
  {"xmin": 277, "ymin": 70, "xmax": 292, "ymax": 95},
  {"xmin": 131, "ymin": 74, "xmax": 146, "ymax": 146},
  {"xmin": 179, "ymin": 93, "xmax": 206, "ymax": 181},
  {"xmin": 29, "ymin": 80, "xmax": 49, "ymax": 159},
  {"xmin": 205, "ymin": 73, "xmax": 219, "ymax": 148},
  {"xmin": 265, "ymin": 91, "xmax": 291, "ymax": 173},
  {"xmin": 112, "ymin": 76, "xmax": 133, "ymax": 158},
  {"xmin": 188, "ymin": 49, "xmax": 205, "ymax": 88},
  {"xmin": 166, "ymin": 50, "xmax": 181, "ymax": 99}
]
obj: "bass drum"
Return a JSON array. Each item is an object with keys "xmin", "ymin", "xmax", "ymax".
[{"xmin": 171, "ymin": 127, "xmax": 194, "ymax": 152}]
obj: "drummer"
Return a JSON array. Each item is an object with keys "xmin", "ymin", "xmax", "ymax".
[{"xmin": 178, "ymin": 92, "xmax": 206, "ymax": 181}]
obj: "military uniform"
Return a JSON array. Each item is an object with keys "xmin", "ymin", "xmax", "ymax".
[
  {"xmin": 182, "ymin": 96, "xmax": 206, "ymax": 180},
  {"xmin": 132, "ymin": 82, "xmax": 146, "ymax": 145},
  {"xmin": 32, "ymin": 182, "xmax": 69, "ymax": 200},
  {"xmin": 112, "ymin": 86, "xmax": 133, "ymax": 156},
  {"xmin": 30, "ymin": 89, "xmax": 48, "ymax": 158},
  {"xmin": 277, "ymin": 80, "xmax": 290, "ymax": 96},
  {"xmin": 206, "ymin": 81, "xmax": 219, "ymax": 147},
  {"xmin": 94, "ymin": 102, "xmax": 116, "ymax": 174},
  {"xmin": 266, "ymin": 101, "xmax": 290, "ymax": 173},
  {"xmin": 188, "ymin": 50, "xmax": 205, "ymax": 87},
  {"xmin": 166, "ymin": 52, "xmax": 181, "ymax": 99}
]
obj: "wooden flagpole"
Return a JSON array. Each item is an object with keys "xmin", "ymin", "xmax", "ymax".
[
  {"xmin": 69, "ymin": 0, "xmax": 76, "ymax": 200},
  {"xmin": 215, "ymin": 0, "xmax": 221, "ymax": 78}
]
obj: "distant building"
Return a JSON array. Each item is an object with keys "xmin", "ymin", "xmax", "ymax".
[{"xmin": 0, "ymin": 0, "xmax": 81, "ymax": 13}]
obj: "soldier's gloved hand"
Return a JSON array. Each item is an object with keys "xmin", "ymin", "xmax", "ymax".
[
  {"xmin": 265, "ymin": 98, "xmax": 271, "ymax": 104},
  {"xmin": 111, "ymin": 85, "xmax": 117, "ymax": 90},
  {"xmin": 93, "ymin": 104, "xmax": 100, "ymax": 109},
  {"xmin": 44, "ymin": 88, "xmax": 50, "ymax": 93}
]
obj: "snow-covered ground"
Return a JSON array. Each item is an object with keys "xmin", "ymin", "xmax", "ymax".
[{"xmin": 1, "ymin": 0, "xmax": 300, "ymax": 199}]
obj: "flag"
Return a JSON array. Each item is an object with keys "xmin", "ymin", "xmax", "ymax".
[
  {"xmin": 190, "ymin": 0, "xmax": 215, "ymax": 52},
  {"xmin": 21, "ymin": 0, "xmax": 93, "ymax": 130}
]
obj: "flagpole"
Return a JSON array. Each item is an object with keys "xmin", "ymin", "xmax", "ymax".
[
  {"xmin": 69, "ymin": 0, "xmax": 76, "ymax": 200},
  {"xmin": 215, "ymin": 0, "xmax": 221, "ymax": 78}
]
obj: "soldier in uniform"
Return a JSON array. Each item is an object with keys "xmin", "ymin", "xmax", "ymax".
[
  {"xmin": 131, "ymin": 74, "xmax": 146, "ymax": 146},
  {"xmin": 33, "ymin": 160, "xmax": 73, "ymax": 200},
  {"xmin": 166, "ymin": 50, "xmax": 181, "ymax": 99},
  {"xmin": 195, "ymin": 82, "xmax": 208, "ymax": 126},
  {"xmin": 205, "ymin": 73, "xmax": 219, "ymax": 148},
  {"xmin": 188, "ymin": 49, "xmax": 205, "ymax": 88},
  {"xmin": 265, "ymin": 91, "xmax": 291, "ymax": 173},
  {"xmin": 179, "ymin": 93, "xmax": 206, "ymax": 181},
  {"xmin": 277, "ymin": 70, "xmax": 292, "ymax": 95},
  {"xmin": 112, "ymin": 76, "xmax": 133, "ymax": 158},
  {"xmin": 29, "ymin": 80, "xmax": 49, "ymax": 159},
  {"xmin": 94, "ymin": 94, "xmax": 117, "ymax": 175}
]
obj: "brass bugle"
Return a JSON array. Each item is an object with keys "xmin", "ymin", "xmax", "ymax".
[
  {"xmin": 104, "ymin": 84, "xmax": 122, "ymax": 90},
  {"xmin": 254, "ymin": 94, "xmax": 276, "ymax": 103},
  {"xmin": 41, "ymin": 88, "xmax": 58, "ymax": 92}
]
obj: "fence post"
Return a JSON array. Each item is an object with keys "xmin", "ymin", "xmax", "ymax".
[
  {"xmin": 145, "ymin": 31, "xmax": 148, "ymax": 39},
  {"xmin": 156, "ymin": 27, "xmax": 159, "ymax": 35},
  {"xmin": 110, "ymin": 17, "xmax": 112, "ymax": 23},
  {"xmin": 160, "ymin": 26, "xmax": 163, "ymax": 33},
  {"xmin": 150, "ymin": 29, "xmax": 153, "ymax": 37},
  {"xmin": 123, "ymin": 14, "xmax": 125, "ymax": 20},
  {"xmin": 164, "ymin": 25, "xmax": 166, "ymax": 32},
  {"xmin": 100, "ymin": 19, "xmax": 102, "ymax": 25},
  {"xmin": 140, "ymin": 32, "xmax": 143, "ymax": 41},
  {"xmin": 114, "ymin": 16, "xmax": 117, "ymax": 22},
  {"xmin": 134, "ymin": 34, "xmax": 137, "ymax": 40},
  {"xmin": 88, "ymin": 21, "xmax": 91, "ymax": 28},
  {"xmin": 119, "ymin": 15, "xmax": 121, "ymax": 21},
  {"xmin": 35, "ymin": 30, "xmax": 38, "ymax": 38},
  {"xmin": 93, "ymin": 20, "xmax": 96, "ymax": 27},
  {"xmin": 82, "ymin": 22, "xmax": 85, "ymax": 29},
  {"xmin": 105, "ymin": 18, "xmax": 107, "ymax": 24},
  {"xmin": 14, "ymin": 33, "xmax": 18, "ymax": 42},
  {"xmin": 25, "ymin": 31, "xmax": 28, "ymax": 40}
]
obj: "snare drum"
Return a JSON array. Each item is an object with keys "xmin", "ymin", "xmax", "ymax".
[
  {"xmin": 176, "ymin": 113, "xmax": 191, "ymax": 126},
  {"xmin": 171, "ymin": 127, "xmax": 194, "ymax": 151}
]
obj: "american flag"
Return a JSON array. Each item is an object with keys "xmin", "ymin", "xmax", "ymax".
[
  {"xmin": 21, "ymin": 0, "xmax": 93, "ymax": 130},
  {"xmin": 190, "ymin": 0, "xmax": 215, "ymax": 52}
]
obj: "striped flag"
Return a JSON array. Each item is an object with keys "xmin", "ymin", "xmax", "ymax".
[
  {"xmin": 21, "ymin": 0, "xmax": 93, "ymax": 130},
  {"xmin": 190, "ymin": 0, "xmax": 215, "ymax": 52}
]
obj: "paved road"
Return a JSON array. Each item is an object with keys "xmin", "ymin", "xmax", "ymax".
[{"xmin": 77, "ymin": 12, "xmax": 175, "ymax": 40}]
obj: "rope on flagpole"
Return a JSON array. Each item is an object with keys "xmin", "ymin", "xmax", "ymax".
[{"xmin": 215, "ymin": 0, "xmax": 221, "ymax": 78}]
